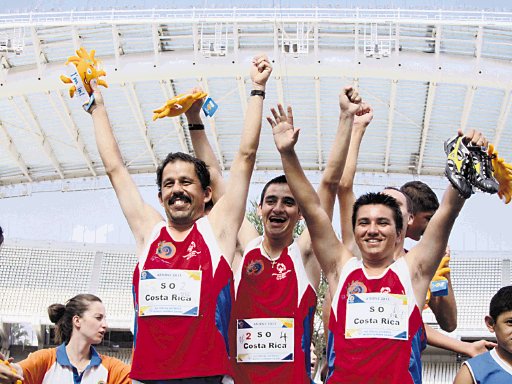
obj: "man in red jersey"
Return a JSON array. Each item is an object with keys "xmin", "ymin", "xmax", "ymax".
[
  {"xmin": 269, "ymin": 103, "xmax": 489, "ymax": 384},
  {"xmin": 189, "ymin": 88, "xmax": 368, "ymax": 383},
  {"xmin": 88, "ymin": 55, "xmax": 271, "ymax": 383}
]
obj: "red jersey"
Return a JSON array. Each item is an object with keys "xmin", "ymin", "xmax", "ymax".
[
  {"xmin": 326, "ymin": 257, "xmax": 423, "ymax": 384},
  {"xmin": 232, "ymin": 237, "xmax": 317, "ymax": 383},
  {"xmin": 131, "ymin": 218, "xmax": 233, "ymax": 381}
]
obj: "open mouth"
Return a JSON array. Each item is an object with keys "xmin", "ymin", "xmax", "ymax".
[
  {"xmin": 269, "ymin": 217, "xmax": 286, "ymax": 224},
  {"xmin": 169, "ymin": 194, "xmax": 191, "ymax": 206}
]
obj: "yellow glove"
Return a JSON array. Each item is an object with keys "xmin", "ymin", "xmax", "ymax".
[
  {"xmin": 425, "ymin": 253, "xmax": 451, "ymax": 307},
  {"xmin": 2, "ymin": 360, "xmax": 22, "ymax": 384},
  {"xmin": 153, "ymin": 91, "xmax": 207, "ymax": 120},
  {"xmin": 432, "ymin": 255, "xmax": 450, "ymax": 281},
  {"xmin": 489, "ymin": 144, "xmax": 512, "ymax": 204}
]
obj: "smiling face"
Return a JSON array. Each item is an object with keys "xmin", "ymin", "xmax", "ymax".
[
  {"xmin": 354, "ymin": 204, "xmax": 400, "ymax": 264},
  {"xmin": 258, "ymin": 183, "xmax": 301, "ymax": 242},
  {"xmin": 486, "ymin": 310, "xmax": 512, "ymax": 357},
  {"xmin": 158, "ymin": 160, "xmax": 211, "ymax": 228},
  {"xmin": 73, "ymin": 301, "xmax": 107, "ymax": 345}
]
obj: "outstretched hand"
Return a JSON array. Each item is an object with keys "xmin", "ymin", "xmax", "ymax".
[
  {"xmin": 267, "ymin": 104, "xmax": 299, "ymax": 154},
  {"xmin": 466, "ymin": 339, "xmax": 496, "ymax": 357},
  {"xmin": 250, "ymin": 54, "xmax": 273, "ymax": 90},
  {"xmin": 339, "ymin": 86, "xmax": 363, "ymax": 115}
]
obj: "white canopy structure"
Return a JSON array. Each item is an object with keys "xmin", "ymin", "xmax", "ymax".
[{"xmin": 0, "ymin": 7, "xmax": 511, "ymax": 188}]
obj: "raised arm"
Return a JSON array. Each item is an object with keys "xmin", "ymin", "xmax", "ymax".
[
  {"xmin": 185, "ymin": 91, "xmax": 226, "ymax": 201},
  {"xmin": 269, "ymin": 105, "xmax": 351, "ymax": 290},
  {"xmin": 89, "ymin": 81, "xmax": 162, "ymax": 249},
  {"xmin": 338, "ymin": 105, "xmax": 373, "ymax": 253},
  {"xmin": 314, "ymin": 87, "xmax": 361, "ymax": 220},
  {"xmin": 298, "ymin": 87, "xmax": 362, "ymax": 286},
  {"xmin": 407, "ymin": 129, "xmax": 488, "ymax": 308},
  {"xmin": 187, "ymin": 88, "xmax": 259, "ymax": 249},
  {"xmin": 208, "ymin": 55, "xmax": 272, "ymax": 264}
]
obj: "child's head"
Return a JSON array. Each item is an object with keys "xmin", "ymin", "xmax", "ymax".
[
  {"xmin": 489, "ymin": 286, "xmax": 512, "ymax": 322},
  {"xmin": 485, "ymin": 285, "xmax": 512, "ymax": 353}
]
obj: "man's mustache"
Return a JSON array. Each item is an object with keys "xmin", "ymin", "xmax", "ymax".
[{"xmin": 169, "ymin": 193, "xmax": 192, "ymax": 205}]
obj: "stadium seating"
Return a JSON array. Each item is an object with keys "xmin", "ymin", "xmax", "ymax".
[
  {"xmin": 422, "ymin": 362, "xmax": 460, "ymax": 384},
  {"xmin": 96, "ymin": 250, "xmax": 137, "ymax": 329},
  {"xmin": 447, "ymin": 254, "xmax": 506, "ymax": 335},
  {"xmin": 95, "ymin": 346, "xmax": 133, "ymax": 364},
  {"xmin": 0, "ymin": 245, "xmax": 95, "ymax": 323},
  {"xmin": 0, "ymin": 242, "xmax": 509, "ymax": 381}
]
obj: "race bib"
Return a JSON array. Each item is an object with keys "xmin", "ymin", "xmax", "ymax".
[
  {"xmin": 236, "ymin": 318, "xmax": 294, "ymax": 363},
  {"xmin": 138, "ymin": 269, "xmax": 201, "ymax": 317},
  {"xmin": 345, "ymin": 293, "xmax": 408, "ymax": 340}
]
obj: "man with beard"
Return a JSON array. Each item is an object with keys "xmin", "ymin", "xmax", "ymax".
[{"xmin": 88, "ymin": 55, "xmax": 272, "ymax": 383}]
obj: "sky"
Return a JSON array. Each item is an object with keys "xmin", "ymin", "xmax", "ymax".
[{"xmin": 1, "ymin": 172, "xmax": 511, "ymax": 254}]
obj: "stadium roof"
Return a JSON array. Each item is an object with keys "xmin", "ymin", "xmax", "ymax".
[{"xmin": 0, "ymin": 7, "xmax": 511, "ymax": 187}]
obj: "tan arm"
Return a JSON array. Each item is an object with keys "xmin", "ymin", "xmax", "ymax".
[
  {"xmin": 453, "ymin": 364, "xmax": 475, "ymax": 384},
  {"xmin": 407, "ymin": 185, "xmax": 465, "ymax": 308},
  {"xmin": 338, "ymin": 105, "xmax": 373, "ymax": 254},
  {"xmin": 208, "ymin": 55, "xmax": 272, "ymax": 265},
  {"xmin": 425, "ymin": 325, "xmax": 495, "ymax": 357},
  {"xmin": 408, "ymin": 129, "xmax": 489, "ymax": 307},
  {"xmin": 299, "ymin": 86, "xmax": 363, "ymax": 288},
  {"xmin": 428, "ymin": 272, "xmax": 457, "ymax": 332},
  {"xmin": 270, "ymin": 105, "xmax": 351, "ymax": 291},
  {"xmin": 185, "ymin": 93, "xmax": 225, "ymax": 203},
  {"xmin": 188, "ymin": 104, "xmax": 259, "ymax": 249},
  {"xmin": 90, "ymin": 82, "xmax": 162, "ymax": 250}
]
